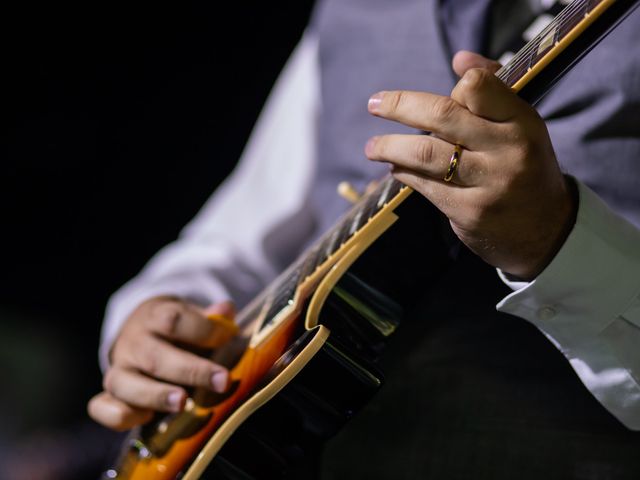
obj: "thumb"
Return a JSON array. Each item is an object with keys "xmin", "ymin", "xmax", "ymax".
[{"xmin": 452, "ymin": 50, "xmax": 501, "ymax": 77}]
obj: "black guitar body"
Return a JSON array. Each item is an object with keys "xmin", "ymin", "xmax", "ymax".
[{"xmin": 202, "ymin": 196, "xmax": 454, "ymax": 479}]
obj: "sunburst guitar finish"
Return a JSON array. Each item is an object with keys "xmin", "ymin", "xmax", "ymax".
[{"xmin": 103, "ymin": 0, "xmax": 640, "ymax": 477}]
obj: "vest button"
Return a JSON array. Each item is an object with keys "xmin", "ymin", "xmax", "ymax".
[{"xmin": 537, "ymin": 306, "xmax": 556, "ymax": 320}]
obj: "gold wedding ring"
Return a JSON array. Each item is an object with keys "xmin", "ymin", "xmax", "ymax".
[{"xmin": 443, "ymin": 144, "xmax": 462, "ymax": 182}]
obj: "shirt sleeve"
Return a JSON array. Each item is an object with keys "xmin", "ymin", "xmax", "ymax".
[
  {"xmin": 497, "ymin": 179, "xmax": 640, "ymax": 430},
  {"xmin": 99, "ymin": 31, "xmax": 321, "ymax": 371}
]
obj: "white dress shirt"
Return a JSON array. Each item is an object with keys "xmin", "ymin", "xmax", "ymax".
[{"xmin": 100, "ymin": 32, "xmax": 640, "ymax": 430}]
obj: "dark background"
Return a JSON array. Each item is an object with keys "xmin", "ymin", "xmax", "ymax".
[{"xmin": 0, "ymin": 1, "xmax": 315, "ymax": 478}]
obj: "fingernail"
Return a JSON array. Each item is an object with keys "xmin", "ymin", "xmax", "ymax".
[
  {"xmin": 211, "ymin": 371, "xmax": 229, "ymax": 393},
  {"xmin": 365, "ymin": 136, "xmax": 378, "ymax": 157},
  {"xmin": 167, "ymin": 391, "xmax": 184, "ymax": 411},
  {"xmin": 368, "ymin": 92, "xmax": 384, "ymax": 113}
]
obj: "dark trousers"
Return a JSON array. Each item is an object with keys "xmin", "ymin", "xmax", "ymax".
[{"xmin": 320, "ymin": 250, "xmax": 640, "ymax": 480}]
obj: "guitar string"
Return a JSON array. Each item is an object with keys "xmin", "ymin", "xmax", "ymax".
[
  {"xmin": 497, "ymin": 1, "xmax": 583, "ymax": 83},
  {"xmin": 497, "ymin": 0, "xmax": 596, "ymax": 84},
  {"xmin": 262, "ymin": 176, "xmax": 395, "ymax": 311},
  {"xmin": 497, "ymin": 0, "xmax": 588, "ymax": 79}
]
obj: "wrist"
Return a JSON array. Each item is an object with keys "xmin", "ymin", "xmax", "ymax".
[{"xmin": 505, "ymin": 175, "xmax": 579, "ymax": 281}]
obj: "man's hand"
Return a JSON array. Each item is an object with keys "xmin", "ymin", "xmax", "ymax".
[
  {"xmin": 365, "ymin": 51, "xmax": 576, "ymax": 280},
  {"xmin": 88, "ymin": 298, "xmax": 234, "ymax": 431}
]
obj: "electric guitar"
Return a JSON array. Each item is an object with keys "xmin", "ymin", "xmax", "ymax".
[{"xmin": 103, "ymin": 0, "xmax": 640, "ymax": 478}]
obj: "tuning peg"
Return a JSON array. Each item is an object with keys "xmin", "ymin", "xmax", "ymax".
[{"xmin": 337, "ymin": 181, "xmax": 362, "ymax": 204}]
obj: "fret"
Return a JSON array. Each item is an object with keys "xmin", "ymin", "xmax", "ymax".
[
  {"xmin": 236, "ymin": 290, "xmax": 268, "ymax": 328},
  {"xmin": 305, "ymin": 206, "xmax": 350, "ymax": 272},
  {"xmin": 388, "ymin": 178, "xmax": 404, "ymax": 199},
  {"xmin": 275, "ymin": 267, "xmax": 300, "ymax": 299},
  {"xmin": 323, "ymin": 227, "xmax": 341, "ymax": 260},
  {"xmin": 264, "ymin": 270, "xmax": 301, "ymax": 321},
  {"xmin": 531, "ymin": 20, "xmax": 560, "ymax": 64},
  {"xmin": 259, "ymin": 176, "xmax": 411, "ymax": 328},
  {"xmin": 559, "ymin": 0, "xmax": 587, "ymax": 36},
  {"xmin": 527, "ymin": 37, "xmax": 542, "ymax": 70},
  {"xmin": 349, "ymin": 207, "xmax": 365, "ymax": 235},
  {"xmin": 377, "ymin": 176, "xmax": 395, "ymax": 208},
  {"xmin": 504, "ymin": 63, "xmax": 527, "ymax": 88},
  {"xmin": 261, "ymin": 297, "xmax": 287, "ymax": 330},
  {"xmin": 305, "ymin": 247, "xmax": 320, "ymax": 274},
  {"xmin": 318, "ymin": 228, "xmax": 338, "ymax": 265},
  {"xmin": 523, "ymin": 13, "xmax": 555, "ymax": 42},
  {"xmin": 497, "ymin": 0, "xmax": 599, "ymax": 89},
  {"xmin": 336, "ymin": 211, "xmax": 356, "ymax": 248},
  {"xmin": 361, "ymin": 188, "xmax": 384, "ymax": 223},
  {"xmin": 299, "ymin": 249, "xmax": 316, "ymax": 280}
]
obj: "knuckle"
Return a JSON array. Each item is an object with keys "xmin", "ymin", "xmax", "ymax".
[
  {"xmin": 461, "ymin": 68, "xmax": 491, "ymax": 93},
  {"xmin": 111, "ymin": 332, "xmax": 139, "ymax": 366},
  {"xmin": 388, "ymin": 90, "xmax": 406, "ymax": 113},
  {"xmin": 374, "ymin": 136, "xmax": 387, "ymax": 158},
  {"xmin": 432, "ymin": 97, "xmax": 458, "ymax": 123},
  {"xmin": 412, "ymin": 173, "xmax": 435, "ymax": 197},
  {"xmin": 185, "ymin": 364, "xmax": 202, "ymax": 386},
  {"xmin": 414, "ymin": 139, "xmax": 434, "ymax": 166},
  {"xmin": 139, "ymin": 347, "xmax": 160, "ymax": 377},
  {"xmin": 151, "ymin": 390, "xmax": 169, "ymax": 410},
  {"xmin": 154, "ymin": 303, "xmax": 182, "ymax": 336},
  {"xmin": 103, "ymin": 368, "xmax": 116, "ymax": 393},
  {"xmin": 184, "ymin": 359, "xmax": 210, "ymax": 386}
]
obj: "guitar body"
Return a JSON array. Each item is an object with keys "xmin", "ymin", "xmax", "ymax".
[
  {"xmin": 104, "ymin": 0, "xmax": 640, "ymax": 477},
  {"xmin": 106, "ymin": 189, "xmax": 452, "ymax": 480},
  {"xmin": 196, "ymin": 194, "xmax": 452, "ymax": 480}
]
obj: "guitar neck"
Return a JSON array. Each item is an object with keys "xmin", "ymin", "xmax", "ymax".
[
  {"xmin": 499, "ymin": 0, "xmax": 639, "ymax": 101},
  {"xmin": 235, "ymin": 175, "xmax": 406, "ymax": 331},
  {"xmin": 237, "ymin": 0, "xmax": 639, "ymax": 334}
]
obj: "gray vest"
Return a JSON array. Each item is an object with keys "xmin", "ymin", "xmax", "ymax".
[
  {"xmin": 309, "ymin": 1, "xmax": 640, "ymax": 478},
  {"xmin": 310, "ymin": 0, "xmax": 640, "ymax": 232}
]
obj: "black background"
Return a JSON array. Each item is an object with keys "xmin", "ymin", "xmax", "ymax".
[{"xmin": 0, "ymin": 1, "xmax": 315, "ymax": 477}]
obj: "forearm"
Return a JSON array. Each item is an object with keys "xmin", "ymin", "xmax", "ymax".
[{"xmin": 99, "ymin": 31, "xmax": 321, "ymax": 371}]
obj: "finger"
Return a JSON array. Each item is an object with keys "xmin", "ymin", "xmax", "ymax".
[
  {"xmin": 145, "ymin": 300, "xmax": 229, "ymax": 348},
  {"xmin": 103, "ymin": 366, "xmax": 187, "ymax": 412},
  {"xmin": 87, "ymin": 391, "xmax": 154, "ymax": 431},
  {"xmin": 452, "ymin": 50, "xmax": 501, "ymax": 77},
  {"xmin": 116, "ymin": 335, "xmax": 229, "ymax": 393},
  {"xmin": 451, "ymin": 67, "xmax": 526, "ymax": 122},
  {"xmin": 365, "ymin": 134, "xmax": 484, "ymax": 186},
  {"xmin": 368, "ymin": 90, "xmax": 491, "ymax": 149}
]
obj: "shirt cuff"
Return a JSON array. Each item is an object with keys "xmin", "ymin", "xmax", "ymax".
[{"xmin": 496, "ymin": 179, "xmax": 640, "ymax": 429}]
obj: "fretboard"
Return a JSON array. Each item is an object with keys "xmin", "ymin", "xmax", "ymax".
[
  {"xmin": 250, "ymin": 175, "xmax": 406, "ymax": 332},
  {"xmin": 497, "ymin": 0, "xmax": 638, "ymax": 93}
]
